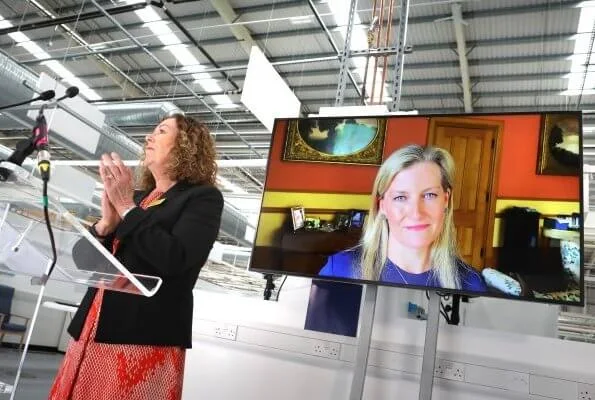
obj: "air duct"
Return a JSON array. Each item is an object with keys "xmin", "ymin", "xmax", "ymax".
[
  {"xmin": 98, "ymin": 102, "xmax": 182, "ymax": 127},
  {"xmin": 0, "ymin": 50, "xmax": 254, "ymax": 250},
  {"xmin": 0, "ymin": 50, "xmax": 140, "ymax": 160}
]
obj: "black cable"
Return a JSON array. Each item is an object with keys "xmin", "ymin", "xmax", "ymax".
[
  {"xmin": 439, "ymin": 299, "xmax": 451, "ymax": 324},
  {"xmin": 41, "ymin": 179, "xmax": 57, "ymax": 282},
  {"xmin": 440, "ymin": 309, "xmax": 450, "ymax": 322},
  {"xmin": 275, "ymin": 275, "xmax": 288, "ymax": 301}
]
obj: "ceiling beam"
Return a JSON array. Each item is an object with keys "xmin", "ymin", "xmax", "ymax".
[
  {"xmin": 160, "ymin": 2, "xmax": 241, "ymax": 91},
  {"xmin": 450, "ymin": 3, "xmax": 472, "ymax": 113},
  {"xmin": 208, "ymin": 0, "xmax": 257, "ymax": 55},
  {"xmin": 3, "ymin": 0, "xmax": 583, "ymax": 51},
  {"xmin": 298, "ymin": 89, "xmax": 585, "ymax": 101},
  {"xmin": 12, "ymin": 34, "xmax": 575, "ymax": 79},
  {"xmin": 25, "ymin": 0, "xmax": 148, "ymax": 97},
  {"xmin": 0, "ymin": 2, "xmax": 148, "ymax": 35},
  {"xmin": 89, "ymin": 88, "xmax": 581, "ymax": 110},
  {"xmin": 86, "ymin": 70, "xmax": 571, "ymax": 99},
  {"xmin": 13, "ymin": 30, "xmax": 583, "ymax": 67},
  {"xmin": 76, "ymin": 57, "xmax": 575, "ymax": 83}
]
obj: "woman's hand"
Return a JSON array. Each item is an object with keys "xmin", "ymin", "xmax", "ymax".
[
  {"xmin": 100, "ymin": 152, "xmax": 136, "ymax": 217},
  {"xmin": 94, "ymin": 190, "xmax": 121, "ymax": 237}
]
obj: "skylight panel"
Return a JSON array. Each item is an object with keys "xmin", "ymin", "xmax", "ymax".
[
  {"xmin": 41, "ymin": 60, "xmax": 102, "ymax": 100},
  {"xmin": 211, "ymin": 94, "xmax": 238, "ymax": 107},
  {"xmin": 8, "ymin": 31, "xmax": 29, "ymax": 43},
  {"xmin": 564, "ymin": 4, "xmax": 595, "ymax": 96},
  {"xmin": 16, "ymin": 40, "xmax": 51, "ymax": 59},
  {"xmin": 166, "ymin": 45, "xmax": 197, "ymax": 66},
  {"xmin": 128, "ymin": 5, "xmax": 226, "ymax": 97},
  {"xmin": 135, "ymin": 7, "xmax": 162, "ymax": 24},
  {"xmin": 199, "ymin": 78, "xmax": 224, "ymax": 93},
  {"xmin": 0, "ymin": 17, "xmax": 10, "ymax": 29}
]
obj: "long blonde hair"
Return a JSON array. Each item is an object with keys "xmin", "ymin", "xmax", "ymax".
[{"xmin": 359, "ymin": 144, "xmax": 460, "ymax": 289}]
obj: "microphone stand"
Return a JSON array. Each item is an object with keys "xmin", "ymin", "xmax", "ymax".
[
  {"xmin": 0, "ymin": 105, "xmax": 50, "ymax": 181},
  {"xmin": 5, "ymin": 104, "xmax": 58, "ymax": 400},
  {"xmin": 0, "ymin": 90, "xmax": 55, "ymax": 111}
]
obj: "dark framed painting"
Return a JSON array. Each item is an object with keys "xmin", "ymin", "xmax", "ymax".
[
  {"xmin": 537, "ymin": 113, "xmax": 581, "ymax": 176},
  {"xmin": 283, "ymin": 117, "xmax": 387, "ymax": 165}
]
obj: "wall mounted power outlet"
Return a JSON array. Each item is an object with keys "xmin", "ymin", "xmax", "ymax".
[
  {"xmin": 434, "ymin": 360, "xmax": 465, "ymax": 382},
  {"xmin": 579, "ymin": 383, "xmax": 595, "ymax": 400},
  {"xmin": 213, "ymin": 323, "xmax": 237, "ymax": 340},
  {"xmin": 312, "ymin": 340, "xmax": 340, "ymax": 359}
]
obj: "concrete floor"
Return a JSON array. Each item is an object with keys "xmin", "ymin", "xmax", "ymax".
[{"xmin": 0, "ymin": 347, "xmax": 63, "ymax": 400}]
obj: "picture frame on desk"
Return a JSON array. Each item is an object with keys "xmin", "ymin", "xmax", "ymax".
[
  {"xmin": 334, "ymin": 212, "xmax": 351, "ymax": 230},
  {"xmin": 290, "ymin": 206, "xmax": 305, "ymax": 231},
  {"xmin": 349, "ymin": 209, "xmax": 367, "ymax": 229}
]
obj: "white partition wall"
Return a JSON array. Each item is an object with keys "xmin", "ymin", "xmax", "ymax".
[{"xmin": 183, "ymin": 287, "xmax": 595, "ymax": 400}]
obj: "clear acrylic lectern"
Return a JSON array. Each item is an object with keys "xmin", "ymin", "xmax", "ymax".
[
  {"xmin": 0, "ymin": 161, "xmax": 162, "ymax": 399},
  {"xmin": 0, "ymin": 161, "xmax": 162, "ymax": 296}
]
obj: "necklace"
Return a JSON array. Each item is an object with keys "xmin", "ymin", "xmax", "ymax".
[
  {"xmin": 386, "ymin": 259, "xmax": 433, "ymax": 286},
  {"xmin": 394, "ymin": 264, "xmax": 408, "ymax": 284}
]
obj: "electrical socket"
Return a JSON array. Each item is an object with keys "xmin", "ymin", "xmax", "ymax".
[
  {"xmin": 434, "ymin": 360, "xmax": 465, "ymax": 382},
  {"xmin": 579, "ymin": 383, "xmax": 595, "ymax": 400},
  {"xmin": 312, "ymin": 340, "xmax": 340, "ymax": 359},
  {"xmin": 213, "ymin": 323, "xmax": 237, "ymax": 340}
]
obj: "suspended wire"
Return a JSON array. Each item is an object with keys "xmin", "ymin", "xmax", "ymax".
[{"xmin": 262, "ymin": 0, "xmax": 277, "ymax": 55}]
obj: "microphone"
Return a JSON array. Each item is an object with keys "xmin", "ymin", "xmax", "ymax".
[
  {"xmin": 38, "ymin": 90, "xmax": 56, "ymax": 101},
  {"xmin": 0, "ymin": 95, "xmax": 55, "ymax": 181},
  {"xmin": 54, "ymin": 86, "xmax": 79, "ymax": 102},
  {"xmin": 0, "ymin": 90, "xmax": 55, "ymax": 111},
  {"xmin": 34, "ymin": 87, "xmax": 77, "ymax": 181},
  {"xmin": 34, "ymin": 113, "xmax": 50, "ymax": 182}
]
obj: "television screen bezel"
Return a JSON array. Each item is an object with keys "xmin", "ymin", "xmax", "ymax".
[{"xmin": 247, "ymin": 110, "xmax": 585, "ymax": 307}]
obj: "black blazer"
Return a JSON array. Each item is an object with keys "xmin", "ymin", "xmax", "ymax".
[{"xmin": 68, "ymin": 181, "xmax": 223, "ymax": 348}]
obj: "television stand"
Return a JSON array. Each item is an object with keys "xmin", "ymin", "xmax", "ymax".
[{"xmin": 348, "ymin": 287, "xmax": 441, "ymax": 400}]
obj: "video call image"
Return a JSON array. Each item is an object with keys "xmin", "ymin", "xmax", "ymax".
[{"xmin": 250, "ymin": 112, "xmax": 584, "ymax": 306}]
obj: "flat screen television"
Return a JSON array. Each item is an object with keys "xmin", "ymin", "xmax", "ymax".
[{"xmin": 249, "ymin": 111, "xmax": 584, "ymax": 306}]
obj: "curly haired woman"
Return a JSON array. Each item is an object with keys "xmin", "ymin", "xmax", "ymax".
[{"xmin": 49, "ymin": 114, "xmax": 224, "ymax": 400}]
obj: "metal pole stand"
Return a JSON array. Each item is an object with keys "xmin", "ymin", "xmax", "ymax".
[
  {"xmin": 348, "ymin": 284, "xmax": 377, "ymax": 400},
  {"xmin": 9, "ymin": 277, "xmax": 49, "ymax": 400},
  {"xmin": 418, "ymin": 291, "xmax": 441, "ymax": 400},
  {"xmin": 347, "ymin": 288, "xmax": 442, "ymax": 400}
]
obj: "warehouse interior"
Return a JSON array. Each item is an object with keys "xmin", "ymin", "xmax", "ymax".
[{"xmin": 0, "ymin": 0, "xmax": 595, "ymax": 399}]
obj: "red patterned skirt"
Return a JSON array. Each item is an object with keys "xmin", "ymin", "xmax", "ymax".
[{"xmin": 48, "ymin": 289, "xmax": 185, "ymax": 400}]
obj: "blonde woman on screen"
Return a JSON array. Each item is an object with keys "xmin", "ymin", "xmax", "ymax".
[{"xmin": 319, "ymin": 144, "xmax": 487, "ymax": 292}]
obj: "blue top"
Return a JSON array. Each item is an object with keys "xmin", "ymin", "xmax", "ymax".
[{"xmin": 319, "ymin": 249, "xmax": 487, "ymax": 292}]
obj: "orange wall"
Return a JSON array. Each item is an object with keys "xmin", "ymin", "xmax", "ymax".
[
  {"xmin": 265, "ymin": 117, "xmax": 429, "ymax": 193},
  {"xmin": 265, "ymin": 115, "xmax": 579, "ymax": 200},
  {"xmin": 491, "ymin": 115, "xmax": 579, "ymax": 200}
]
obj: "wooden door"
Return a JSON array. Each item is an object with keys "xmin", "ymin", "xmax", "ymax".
[{"xmin": 428, "ymin": 117, "xmax": 502, "ymax": 269}]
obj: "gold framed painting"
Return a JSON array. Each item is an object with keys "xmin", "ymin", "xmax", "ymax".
[
  {"xmin": 537, "ymin": 113, "xmax": 581, "ymax": 176},
  {"xmin": 282, "ymin": 117, "xmax": 387, "ymax": 165}
]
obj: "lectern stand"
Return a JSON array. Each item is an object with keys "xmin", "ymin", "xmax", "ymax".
[{"xmin": 0, "ymin": 161, "xmax": 162, "ymax": 399}]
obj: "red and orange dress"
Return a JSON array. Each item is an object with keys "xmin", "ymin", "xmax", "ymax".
[{"xmin": 49, "ymin": 189, "xmax": 185, "ymax": 400}]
